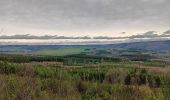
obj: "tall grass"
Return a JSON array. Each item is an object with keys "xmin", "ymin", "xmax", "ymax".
[{"xmin": 0, "ymin": 59, "xmax": 169, "ymax": 99}]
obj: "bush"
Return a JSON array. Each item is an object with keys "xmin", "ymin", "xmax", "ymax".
[
  {"xmin": 129, "ymin": 68, "xmax": 148, "ymax": 85},
  {"xmin": 5, "ymin": 76, "xmax": 19, "ymax": 100},
  {"xmin": 34, "ymin": 66, "xmax": 56, "ymax": 78},
  {"xmin": 82, "ymin": 84, "xmax": 98, "ymax": 100},
  {"xmin": 76, "ymin": 80, "xmax": 87, "ymax": 94},
  {"xmin": 147, "ymin": 75, "xmax": 161, "ymax": 88},
  {"xmin": 18, "ymin": 65, "xmax": 35, "ymax": 77},
  {"xmin": 161, "ymin": 76, "xmax": 170, "ymax": 100},
  {"xmin": 0, "ymin": 61, "xmax": 21, "ymax": 74},
  {"xmin": 124, "ymin": 74, "xmax": 131, "ymax": 85},
  {"xmin": 105, "ymin": 68, "xmax": 128, "ymax": 84},
  {"xmin": 111, "ymin": 84, "xmax": 143, "ymax": 100}
]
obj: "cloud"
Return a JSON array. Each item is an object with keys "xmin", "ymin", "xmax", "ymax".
[
  {"xmin": 162, "ymin": 30, "xmax": 170, "ymax": 36},
  {"xmin": 0, "ymin": 0, "xmax": 170, "ymax": 36},
  {"xmin": 119, "ymin": 32, "xmax": 126, "ymax": 34},
  {"xmin": 127, "ymin": 30, "xmax": 170, "ymax": 39},
  {"xmin": 93, "ymin": 36, "xmax": 113, "ymax": 39},
  {"xmin": 128, "ymin": 31, "xmax": 159, "ymax": 39},
  {"xmin": 0, "ymin": 34, "xmax": 92, "ymax": 39},
  {"xmin": 1, "ymin": 29, "xmax": 170, "ymax": 40}
]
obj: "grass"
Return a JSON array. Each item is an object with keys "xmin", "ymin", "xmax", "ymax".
[
  {"xmin": 0, "ymin": 74, "xmax": 164, "ymax": 100},
  {"xmin": 0, "ymin": 54, "xmax": 170, "ymax": 99},
  {"xmin": 34, "ymin": 48, "xmax": 86, "ymax": 56}
]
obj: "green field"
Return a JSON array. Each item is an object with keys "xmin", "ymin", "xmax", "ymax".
[{"xmin": 34, "ymin": 48, "xmax": 86, "ymax": 56}]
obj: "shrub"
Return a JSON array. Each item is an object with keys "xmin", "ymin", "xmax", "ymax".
[
  {"xmin": 82, "ymin": 84, "xmax": 98, "ymax": 100},
  {"xmin": 161, "ymin": 76, "xmax": 170, "ymax": 100},
  {"xmin": 111, "ymin": 84, "xmax": 143, "ymax": 100},
  {"xmin": 76, "ymin": 80, "xmax": 87, "ymax": 94},
  {"xmin": 5, "ymin": 76, "xmax": 19, "ymax": 100},
  {"xmin": 137, "ymin": 69, "xmax": 147, "ymax": 85},
  {"xmin": 105, "ymin": 68, "xmax": 128, "ymax": 84},
  {"xmin": 18, "ymin": 65, "xmax": 35, "ymax": 77},
  {"xmin": 0, "ymin": 61, "xmax": 21, "ymax": 74},
  {"xmin": 124, "ymin": 74, "xmax": 131, "ymax": 85},
  {"xmin": 34, "ymin": 66, "xmax": 56, "ymax": 78},
  {"xmin": 147, "ymin": 75, "xmax": 161, "ymax": 88}
]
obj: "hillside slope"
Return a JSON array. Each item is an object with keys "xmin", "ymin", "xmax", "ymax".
[{"xmin": 109, "ymin": 40, "xmax": 170, "ymax": 51}]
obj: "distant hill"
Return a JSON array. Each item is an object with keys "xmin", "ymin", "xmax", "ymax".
[
  {"xmin": 109, "ymin": 40, "xmax": 170, "ymax": 51},
  {"xmin": 1, "ymin": 40, "xmax": 170, "ymax": 55}
]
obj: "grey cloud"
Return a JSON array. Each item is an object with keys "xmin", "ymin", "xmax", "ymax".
[
  {"xmin": 129, "ymin": 31, "xmax": 159, "ymax": 39},
  {"xmin": 128, "ymin": 30, "xmax": 170, "ymax": 39},
  {"xmin": 162, "ymin": 30, "xmax": 170, "ymax": 36},
  {"xmin": 0, "ymin": 34, "xmax": 116, "ymax": 39},
  {"xmin": 0, "ymin": 0, "xmax": 170, "ymax": 35},
  {"xmin": 1, "ymin": 29, "xmax": 170, "ymax": 39},
  {"xmin": 119, "ymin": 32, "xmax": 126, "ymax": 34},
  {"xmin": 0, "ymin": 34, "xmax": 92, "ymax": 39},
  {"xmin": 93, "ymin": 36, "xmax": 113, "ymax": 39}
]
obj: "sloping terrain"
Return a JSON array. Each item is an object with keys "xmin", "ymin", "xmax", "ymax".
[
  {"xmin": 0, "ymin": 40, "xmax": 170, "ymax": 56},
  {"xmin": 110, "ymin": 40, "xmax": 170, "ymax": 51}
]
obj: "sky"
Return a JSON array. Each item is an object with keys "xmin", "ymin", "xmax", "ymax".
[{"xmin": 0, "ymin": 0, "xmax": 170, "ymax": 37}]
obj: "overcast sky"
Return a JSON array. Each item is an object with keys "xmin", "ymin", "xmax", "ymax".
[{"xmin": 0, "ymin": 0, "xmax": 170, "ymax": 37}]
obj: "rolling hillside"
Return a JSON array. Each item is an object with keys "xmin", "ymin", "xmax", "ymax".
[
  {"xmin": 0, "ymin": 40, "xmax": 170, "ymax": 55},
  {"xmin": 110, "ymin": 40, "xmax": 170, "ymax": 51}
]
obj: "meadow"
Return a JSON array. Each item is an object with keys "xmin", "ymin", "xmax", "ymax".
[
  {"xmin": 0, "ymin": 54, "xmax": 170, "ymax": 100},
  {"xmin": 34, "ymin": 48, "xmax": 86, "ymax": 56}
]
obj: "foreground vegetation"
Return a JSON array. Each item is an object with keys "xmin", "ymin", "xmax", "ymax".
[{"xmin": 0, "ymin": 54, "xmax": 170, "ymax": 100}]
